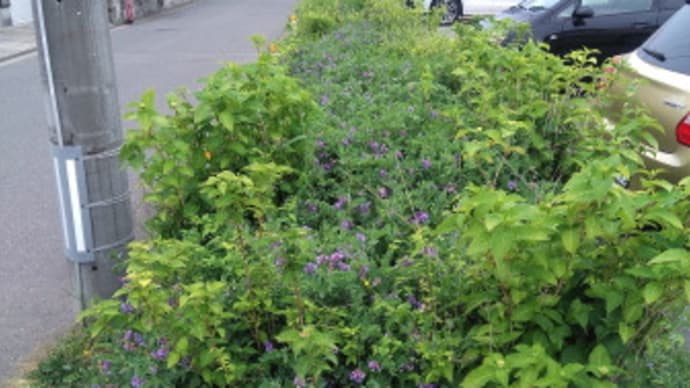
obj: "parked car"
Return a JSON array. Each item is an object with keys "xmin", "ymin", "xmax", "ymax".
[
  {"xmin": 494, "ymin": 0, "xmax": 686, "ymax": 59},
  {"xmin": 610, "ymin": 4, "xmax": 690, "ymax": 183}
]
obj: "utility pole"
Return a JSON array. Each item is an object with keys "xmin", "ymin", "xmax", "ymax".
[{"xmin": 32, "ymin": 0, "xmax": 134, "ymax": 309}]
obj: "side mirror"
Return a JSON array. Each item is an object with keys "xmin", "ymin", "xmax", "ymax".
[{"xmin": 573, "ymin": 6, "xmax": 595, "ymax": 19}]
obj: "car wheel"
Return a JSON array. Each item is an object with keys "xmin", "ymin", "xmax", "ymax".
[{"xmin": 441, "ymin": 0, "xmax": 462, "ymax": 25}]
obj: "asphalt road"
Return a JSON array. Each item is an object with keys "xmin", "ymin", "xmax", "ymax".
[{"xmin": 0, "ymin": 0, "xmax": 297, "ymax": 381}]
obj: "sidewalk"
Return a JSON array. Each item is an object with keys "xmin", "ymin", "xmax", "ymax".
[{"xmin": 0, "ymin": 23, "xmax": 36, "ymax": 63}]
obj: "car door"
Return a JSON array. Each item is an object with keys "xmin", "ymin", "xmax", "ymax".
[{"xmin": 554, "ymin": 0, "xmax": 657, "ymax": 59}]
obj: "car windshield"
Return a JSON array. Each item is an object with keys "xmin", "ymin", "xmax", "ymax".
[
  {"xmin": 638, "ymin": 5, "xmax": 690, "ymax": 76},
  {"xmin": 518, "ymin": 0, "xmax": 562, "ymax": 11}
]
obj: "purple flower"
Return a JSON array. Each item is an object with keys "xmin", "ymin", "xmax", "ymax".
[
  {"xmin": 293, "ymin": 376, "xmax": 306, "ymax": 388},
  {"xmin": 304, "ymin": 262, "xmax": 318, "ymax": 275},
  {"xmin": 131, "ymin": 376, "xmax": 144, "ymax": 388},
  {"xmin": 181, "ymin": 357, "xmax": 191, "ymax": 369},
  {"xmin": 419, "ymin": 384, "xmax": 438, "ymax": 388},
  {"xmin": 340, "ymin": 220, "xmax": 354, "ymax": 231},
  {"xmin": 421, "ymin": 159, "xmax": 432, "ymax": 170},
  {"xmin": 120, "ymin": 302, "xmax": 134, "ymax": 314},
  {"xmin": 92, "ymin": 385, "xmax": 101, "ymax": 388},
  {"xmin": 401, "ymin": 258, "xmax": 414, "ymax": 267},
  {"xmin": 356, "ymin": 233, "xmax": 367, "ymax": 242},
  {"xmin": 98, "ymin": 360, "xmax": 111, "ymax": 375},
  {"xmin": 422, "ymin": 246, "xmax": 438, "ymax": 257},
  {"xmin": 334, "ymin": 197, "xmax": 348, "ymax": 210},
  {"xmin": 167, "ymin": 298, "xmax": 178, "ymax": 308},
  {"xmin": 507, "ymin": 180, "xmax": 518, "ymax": 191},
  {"xmin": 133, "ymin": 333, "xmax": 145, "ymax": 347},
  {"xmin": 445, "ymin": 184, "xmax": 457, "ymax": 194},
  {"xmin": 337, "ymin": 262, "xmax": 351, "ymax": 271},
  {"xmin": 378, "ymin": 186, "xmax": 390, "ymax": 199},
  {"xmin": 320, "ymin": 95, "xmax": 330, "ymax": 106},
  {"xmin": 410, "ymin": 211, "xmax": 430, "ymax": 225},
  {"xmin": 400, "ymin": 362, "xmax": 416, "ymax": 372},
  {"xmin": 350, "ymin": 369, "xmax": 367, "ymax": 384},
  {"xmin": 408, "ymin": 295, "xmax": 424, "ymax": 310},
  {"xmin": 315, "ymin": 139, "xmax": 326, "ymax": 149},
  {"xmin": 368, "ymin": 360, "xmax": 382, "ymax": 372},
  {"xmin": 274, "ymin": 257, "xmax": 286, "ymax": 268},
  {"xmin": 357, "ymin": 202, "xmax": 371, "ymax": 215},
  {"xmin": 151, "ymin": 347, "xmax": 169, "ymax": 361},
  {"xmin": 430, "ymin": 110, "xmax": 439, "ymax": 119},
  {"xmin": 379, "ymin": 169, "xmax": 388, "ymax": 178},
  {"xmin": 395, "ymin": 150, "xmax": 404, "ymax": 159},
  {"xmin": 306, "ymin": 203, "xmax": 318, "ymax": 213},
  {"xmin": 316, "ymin": 254, "xmax": 328, "ymax": 265},
  {"xmin": 264, "ymin": 340, "xmax": 274, "ymax": 353}
]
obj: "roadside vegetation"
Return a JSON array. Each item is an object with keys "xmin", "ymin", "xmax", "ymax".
[{"xmin": 29, "ymin": 0, "xmax": 690, "ymax": 386}]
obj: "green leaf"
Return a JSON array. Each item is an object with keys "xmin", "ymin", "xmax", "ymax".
[
  {"xmin": 649, "ymin": 249, "xmax": 690, "ymax": 265},
  {"xmin": 588, "ymin": 345, "xmax": 611, "ymax": 367},
  {"xmin": 175, "ymin": 337, "xmax": 189, "ymax": 354},
  {"xmin": 219, "ymin": 111, "xmax": 235, "ymax": 132},
  {"xmin": 685, "ymin": 281, "xmax": 690, "ymax": 302},
  {"xmin": 619, "ymin": 323, "xmax": 635, "ymax": 344},
  {"xmin": 167, "ymin": 351, "xmax": 181, "ymax": 369},
  {"xmin": 463, "ymin": 364, "xmax": 494, "ymax": 388},
  {"xmin": 561, "ymin": 228, "xmax": 579, "ymax": 254},
  {"xmin": 484, "ymin": 214, "xmax": 502, "ymax": 232},
  {"xmin": 642, "ymin": 282, "xmax": 663, "ymax": 304}
]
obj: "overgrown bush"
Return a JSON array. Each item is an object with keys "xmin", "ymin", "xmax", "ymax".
[{"xmin": 29, "ymin": 0, "xmax": 690, "ymax": 387}]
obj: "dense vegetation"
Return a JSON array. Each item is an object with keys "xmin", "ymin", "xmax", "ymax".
[{"xmin": 29, "ymin": 0, "xmax": 690, "ymax": 387}]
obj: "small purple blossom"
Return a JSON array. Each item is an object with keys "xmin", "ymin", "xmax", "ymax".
[
  {"xmin": 379, "ymin": 169, "xmax": 388, "ymax": 178},
  {"xmin": 131, "ymin": 376, "xmax": 144, "ymax": 388},
  {"xmin": 430, "ymin": 110, "xmax": 439, "ymax": 119},
  {"xmin": 306, "ymin": 202, "xmax": 318, "ymax": 213},
  {"xmin": 320, "ymin": 94, "xmax": 330, "ymax": 106},
  {"xmin": 316, "ymin": 254, "xmax": 328, "ymax": 265},
  {"xmin": 421, "ymin": 159, "xmax": 432, "ymax": 170},
  {"xmin": 395, "ymin": 150, "xmax": 404, "ymax": 159},
  {"xmin": 98, "ymin": 360, "xmax": 111, "ymax": 375},
  {"xmin": 368, "ymin": 360, "xmax": 382, "ymax": 372},
  {"xmin": 337, "ymin": 262, "xmax": 351, "ymax": 271},
  {"xmin": 357, "ymin": 201, "xmax": 371, "ymax": 215},
  {"xmin": 445, "ymin": 183, "xmax": 457, "ymax": 194},
  {"xmin": 133, "ymin": 332, "xmax": 145, "ymax": 347},
  {"xmin": 410, "ymin": 211, "xmax": 430, "ymax": 225},
  {"xmin": 356, "ymin": 233, "xmax": 367, "ymax": 242},
  {"xmin": 151, "ymin": 347, "xmax": 169, "ymax": 361},
  {"xmin": 334, "ymin": 196, "xmax": 348, "ymax": 210},
  {"xmin": 507, "ymin": 180, "xmax": 518, "ymax": 191},
  {"xmin": 340, "ymin": 220, "xmax": 354, "ymax": 231},
  {"xmin": 408, "ymin": 295, "xmax": 424, "ymax": 310},
  {"xmin": 401, "ymin": 258, "xmax": 414, "ymax": 267},
  {"xmin": 120, "ymin": 302, "xmax": 134, "ymax": 314},
  {"xmin": 400, "ymin": 362, "xmax": 416, "ymax": 372},
  {"xmin": 378, "ymin": 186, "xmax": 391, "ymax": 199},
  {"xmin": 274, "ymin": 257, "xmax": 286, "ymax": 268},
  {"xmin": 264, "ymin": 340, "xmax": 274, "ymax": 353},
  {"xmin": 293, "ymin": 376, "xmax": 306, "ymax": 388},
  {"xmin": 304, "ymin": 262, "xmax": 318, "ymax": 275},
  {"xmin": 315, "ymin": 139, "xmax": 326, "ymax": 149},
  {"xmin": 350, "ymin": 369, "xmax": 367, "ymax": 384},
  {"xmin": 422, "ymin": 246, "xmax": 438, "ymax": 257}
]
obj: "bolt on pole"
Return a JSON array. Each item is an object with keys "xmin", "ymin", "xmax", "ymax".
[{"xmin": 32, "ymin": 0, "xmax": 134, "ymax": 309}]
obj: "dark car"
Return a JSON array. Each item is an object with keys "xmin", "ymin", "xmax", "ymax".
[{"xmin": 495, "ymin": 0, "xmax": 686, "ymax": 59}]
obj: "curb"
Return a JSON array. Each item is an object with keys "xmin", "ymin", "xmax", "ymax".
[{"xmin": 0, "ymin": 46, "xmax": 36, "ymax": 65}]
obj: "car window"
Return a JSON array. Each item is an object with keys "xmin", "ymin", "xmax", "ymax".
[
  {"xmin": 557, "ymin": 3, "xmax": 576, "ymax": 17},
  {"xmin": 658, "ymin": 0, "xmax": 686, "ymax": 10},
  {"xmin": 638, "ymin": 6, "xmax": 690, "ymax": 76},
  {"xmin": 581, "ymin": 0, "xmax": 652, "ymax": 16},
  {"xmin": 518, "ymin": 0, "xmax": 562, "ymax": 11}
]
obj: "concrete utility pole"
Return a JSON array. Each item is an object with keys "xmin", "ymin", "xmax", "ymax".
[{"xmin": 32, "ymin": 0, "xmax": 134, "ymax": 309}]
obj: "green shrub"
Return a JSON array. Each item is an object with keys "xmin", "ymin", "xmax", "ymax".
[{"xmin": 29, "ymin": 0, "xmax": 690, "ymax": 387}]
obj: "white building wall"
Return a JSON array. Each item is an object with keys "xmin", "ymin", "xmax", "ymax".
[{"xmin": 10, "ymin": 0, "xmax": 32, "ymax": 25}]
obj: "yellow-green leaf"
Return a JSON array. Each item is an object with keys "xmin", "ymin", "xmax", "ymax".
[{"xmin": 642, "ymin": 282, "xmax": 663, "ymax": 304}]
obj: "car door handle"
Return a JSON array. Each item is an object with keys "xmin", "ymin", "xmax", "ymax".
[{"xmin": 633, "ymin": 22, "xmax": 651, "ymax": 29}]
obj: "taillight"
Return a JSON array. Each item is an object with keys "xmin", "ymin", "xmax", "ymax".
[{"xmin": 675, "ymin": 113, "xmax": 690, "ymax": 147}]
